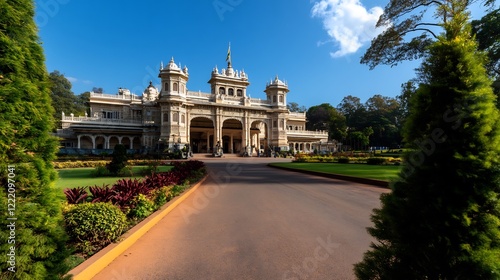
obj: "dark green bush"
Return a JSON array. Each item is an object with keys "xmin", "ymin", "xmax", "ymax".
[
  {"xmin": 129, "ymin": 194, "xmax": 155, "ymax": 220},
  {"xmin": 366, "ymin": 157, "xmax": 388, "ymax": 165},
  {"xmin": 338, "ymin": 157, "xmax": 350, "ymax": 163},
  {"xmin": 91, "ymin": 165, "xmax": 110, "ymax": 177},
  {"xmin": 64, "ymin": 203, "xmax": 127, "ymax": 256},
  {"xmin": 107, "ymin": 144, "xmax": 128, "ymax": 175}
]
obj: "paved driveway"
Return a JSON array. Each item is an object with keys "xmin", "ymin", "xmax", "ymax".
[{"xmin": 93, "ymin": 158, "xmax": 389, "ymax": 280}]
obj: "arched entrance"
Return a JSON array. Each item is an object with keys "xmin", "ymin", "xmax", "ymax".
[
  {"xmin": 251, "ymin": 120, "xmax": 268, "ymax": 156},
  {"xmin": 222, "ymin": 119, "xmax": 243, "ymax": 154},
  {"xmin": 189, "ymin": 117, "xmax": 214, "ymax": 154}
]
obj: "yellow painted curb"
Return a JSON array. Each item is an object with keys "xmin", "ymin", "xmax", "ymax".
[{"xmin": 67, "ymin": 175, "xmax": 208, "ymax": 280}]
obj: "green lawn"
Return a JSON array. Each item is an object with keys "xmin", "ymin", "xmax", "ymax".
[
  {"xmin": 270, "ymin": 162, "xmax": 401, "ymax": 181},
  {"xmin": 55, "ymin": 166, "xmax": 173, "ymax": 189}
]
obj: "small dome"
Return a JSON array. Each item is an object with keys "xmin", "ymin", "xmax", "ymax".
[
  {"xmin": 166, "ymin": 57, "xmax": 179, "ymax": 70},
  {"xmin": 272, "ymin": 75, "xmax": 286, "ymax": 86}
]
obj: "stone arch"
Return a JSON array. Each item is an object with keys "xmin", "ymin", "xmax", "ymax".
[
  {"xmin": 222, "ymin": 118, "xmax": 243, "ymax": 154},
  {"xmin": 95, "ymin": 135, "xmax": 106, "ymax": 149},
  {"xmin": 189, "ymin": 116, "xmax": 215, "ymax": 154},
  {"xmin": 108, "ymin": 135, "xmax": 120, "ymax": 149},
  {"xmin": 79, "ymin": 134, "xmax": 94, "ymax": 149},
  {"xmin": 251, "ymin": 120, "xmax": 269, "ymax": 154},
  {"xmin": 121, "ymin": 137, "xmax": 132, "ymax": 149}
]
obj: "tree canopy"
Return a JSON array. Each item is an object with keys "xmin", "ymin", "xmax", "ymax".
[
  {"xmin": 49, "ymin": 70, "xmax": 88, "ymax": 129},
  {"xmin": 355, "ymin": 0, "xmax": 500, "ymax": 278},
  {"xmin": 0, "ymin": 0, "xmax": 71, "ymax": 278},
  {"xmin": 361, "ymin": 0, "xmax": 498, "ymax": 69}
]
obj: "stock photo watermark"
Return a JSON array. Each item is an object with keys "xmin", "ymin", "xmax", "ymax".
[
  {"xmin": 5, "ymin": 165, "xmax": 17, "ymax": 274},
  {"xmin": 282, "ymin": 234, "xmax": 340, "ymax": 280},
  {"xmin": 180, "ymin": 162, "xmax": 242, "ymax": 224},
  {"xmin": 35, "ymin": 0, "xmax": 70, "ymax": 27},
  {"xmin": 213, "ymin": 0, "xmax": 243, "ymax": 21}
]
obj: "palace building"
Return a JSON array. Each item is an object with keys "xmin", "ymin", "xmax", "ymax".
[{"xmin": 57, "ymin": 56, "xmax": 328, "ymax": 156}]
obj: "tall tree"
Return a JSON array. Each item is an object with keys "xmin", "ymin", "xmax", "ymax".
[
  {"xmin": 355, "ymin": 1, "xmax": 500, "ymax": 279},
  {"xmin": 49, "ymin": 70, "xmax": 87, "ymax": 129},
  {"xmin": 287, "ymin": 101, "xmax": 307, "ymax": 112},
  {"xmin": 337, "ymin": 95, "xmax": 367, "ymax": 131},
  {"xmin": 364, "ymin": 94, "xmax": 402, "ymax": 147},
  {"xmin": 472, "ymin": 7, "xmax": 500, "ymax": 108},
  {"xmin": 472, "ymin": 7, "xmax": 500, "ymax": 78},
  {"xmin": 0, "ymin": 1, "xmax": 71, "ymax": 279},
  {"xmin": 306, "ymin": 103, "xmax": 347, "ymax": 141}
]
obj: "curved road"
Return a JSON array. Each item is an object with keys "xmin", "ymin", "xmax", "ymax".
[{"xmin": 93, "ymin": 158, "xmax": 389, "ymax": 280}]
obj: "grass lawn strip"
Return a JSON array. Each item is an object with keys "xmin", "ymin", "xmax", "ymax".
[
  {"xmin": 270, "ymin": 162, "xmax": 401, "ymax": 182},
  {"xmin": 55, "ymin": 166, "xmax": 173, "ymax": 189}
]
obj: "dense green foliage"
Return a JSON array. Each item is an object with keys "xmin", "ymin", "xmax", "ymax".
[
  {"xmin": 0, "ymin": 0, "xmax": 71, "ymax": 278},
  {"xmin": 355, "ymin": 1, "xmax": 500, "ymax": 279},
  {"xmin": 107, "ymin": 144, "xmax": 128, "ymax": 175},
  {"xmin": 48, "ymin": 71, "xmax": 88, "ymax": 129},
  {"xmin": 64, "ymin": 203, "xmax": 128, "ymax": 256}
]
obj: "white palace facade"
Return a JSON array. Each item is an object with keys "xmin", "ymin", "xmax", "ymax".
[{"xmin": 57, "ymin": 57, "xmax": 328, "ymax": 156}]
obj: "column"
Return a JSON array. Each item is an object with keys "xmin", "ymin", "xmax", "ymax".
[
  {"xmin": 91, "ymin": 135, "xmax": 96, "ymax": 149},
  {"xmin": 207, "ymin": 132, "xmax": 211, "ymax": 153},
  {"xmin": 77, "ymin": 135, "xmax": 81, "ymax": 149},
  {"xmin": 230, "ymin": 133, "xmax": 234, "ymax": 153}
]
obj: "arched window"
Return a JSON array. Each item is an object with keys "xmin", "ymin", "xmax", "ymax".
[
  {"xmin": 237, "ymin": 89, "xmax": 243, "ymax": 96},
  {"xmin": 173, "ymin": 83, "xmax": 178, "ymax": 91},
  {"xmin": 228, "ymin": 88, "xmax": 234, "ymax": 96},
  {"xmin": 273, "ymin": 96, "xmax": 277, "ymax": 103},
  {"xmin": 279, "ymin": 95, "xmax": 283, "ymax": 103},
  {"xmin": 163, "ymin": 113, "xmax": 169, "ymax": 123},
  {"xmin": 164, "ymin": 83, "xmax": 169, "ymax": 91},
  {"xmin": 173, "ymin": 112, "xmax": 179, "ymax": 122},
  {"xmin": 181, "ymin": 114, "xmax": 185, "ymax": 124},
  {"xmin": 219, "ymin": 87, "xmax": 225, "ymax": 95},
  {"xmin": 181, "ymin": 84, "xmax": 185, "ymax": 93}
]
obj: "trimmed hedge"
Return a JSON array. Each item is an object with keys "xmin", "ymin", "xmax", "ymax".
[
  {"xmin": 366, "ymin": 157, "xmax": 388, "ymax": 165},
  {"xmin": 64, "ymin": 203, "xmax": 128, "ymax": 256},
  {"xmin": 53, "ymin": 159, "xmax": 171, "ymax": 169}
]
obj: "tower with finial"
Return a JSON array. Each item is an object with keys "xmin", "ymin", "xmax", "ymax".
[
  {"xmin": 208, "ymin": 44, "xmax": 249, "ymax": 100},
  {"xmin": 158, "ymin": 57, "xmax": 189, "ymax": 98},
  {"xmin": 265, "ymin": 75, "xmax": 289, "ymax": 108}
]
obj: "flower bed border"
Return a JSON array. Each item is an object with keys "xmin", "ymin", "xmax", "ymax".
[{"xmin": 66, "ymin": 174, "xmax": 208, "ymax": 280}]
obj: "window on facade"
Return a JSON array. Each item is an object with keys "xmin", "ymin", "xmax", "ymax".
[
  {"xmin": 173, "ymin": 112, "xmax": 179, "ymax": 122},
  {"xmin": 273, "ymin": 120, "xmax": 277, "ymax": 128},
  {"xmin": 228, "ymin": 88, "xmax": 234, "ymax": 96},
  {"xmin": 237, "ymin": 89, "xmax": 243, "ymax": 96},
  {"xmin": 280, "ymin": 120, "xmax": 284, "ymax": 129},
  {"xmin": 173, "ymin": 83, "xmax": 178, "ymax": 91},
  {"xmin": 163, "ymin": 113, "xmax": 169, "ymax": 122},
  {"xmin": 165, "ymin": 83, "xmax": 169, "ymax": 91},
  {"xmin": 181, "ymin": 84, "xmax": 185, "ymax": 93},
  {"xmin": 273, "ymin": 96, "xmax": 277, "ymax": 103},
  {"xmin": 102, "ymin": 111, "xmax": 119, "ymax": 119},
  {"xmin": 181, "ymin": 114, "xmax": 185, "ymax": 124},
  {"xmin": 279, "ymin": 95, "xmax": 283, "ymax": 103},
  {"xmin": 219, "ymin": 87, "xmax": 225, "ymax": 95}
]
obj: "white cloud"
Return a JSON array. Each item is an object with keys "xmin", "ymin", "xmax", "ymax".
[
  {"xmin": 66, "ymin": 76, "xmax": 93, "ymax": 85},
  {"xmin": 66, "ymin": 76, "xmax": 78, "ymax": 83},
  {"xmin": 311, "ymin": 0, "xmax": 386, "ymax": 57}
]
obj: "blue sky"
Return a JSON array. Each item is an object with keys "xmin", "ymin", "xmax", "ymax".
[{"xmin": 35, "ymin": 0, "xmax": 489, "ymax": 109}]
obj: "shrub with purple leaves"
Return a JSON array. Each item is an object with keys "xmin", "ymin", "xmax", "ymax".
[
  {"xmin": 89, "ymin": 184, "xmax": 114, "ymax": 203},
  {"xmin": 170, "ymin": 160, "xmax": 206, "ymax": 182},
  {"xmin": 111, "ymin": 179, "xmax": 150, "ymax": 209},
  {"xmin": 64, "ymin": 187, "xmax": 88, "ymax": 204}
]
